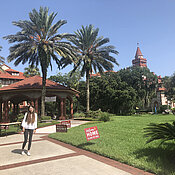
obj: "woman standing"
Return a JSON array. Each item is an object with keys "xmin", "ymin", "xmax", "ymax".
[{"xmin": 21, "ymin": 106, "xmax": 37, "ymax": 156}]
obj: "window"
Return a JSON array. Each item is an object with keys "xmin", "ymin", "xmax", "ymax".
[{"xmin": 12, "ymin": 72, "xmax": 19, "ymax": 76}]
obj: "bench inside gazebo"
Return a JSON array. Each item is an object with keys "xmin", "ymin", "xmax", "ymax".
[{"xmin": 0, "ymin": 75, "xmax": 79, "ymax": 123}]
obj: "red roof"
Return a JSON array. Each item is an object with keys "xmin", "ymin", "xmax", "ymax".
[
  {"xmin": 135, "ymin": 47, "xmax": 143, "ymax": 57},
  {"xmin": 0, "ymin": 75, "xmax": 78, "ymax": 93},
  {"xmin": 0, "ymin": 66, "xmax": 25, "ymax": 79},
  {"xmin": 90, "ymin": 70, "xmax": 116, "ymax": 77},
  {"xmin": 0, "ymin": 70, "xmax": 25, "ymax": 80},
  {"xmin": 6, "ymin": 69, "xmax": 19, "ymax": 73}
]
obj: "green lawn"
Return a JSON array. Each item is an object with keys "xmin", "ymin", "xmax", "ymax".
[{"xmin": 49, "ymin": 114, "xmax": 175, "ymax": 175}]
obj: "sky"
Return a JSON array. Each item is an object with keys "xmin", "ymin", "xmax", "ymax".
[{"xmin": 0, "ymin": 0, "xmax": 175, "ymax": 78}]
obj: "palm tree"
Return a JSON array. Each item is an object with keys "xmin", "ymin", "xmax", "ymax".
[
  {"xmin": 24, "ymin": 64, "xmax": 40, "ymax": 77},
  {"xmin": 0, "ymin": 46, "xmax": 5, "ymax": 64},
  {"xmin": 4, "ymin": 7, "xmax": 76, "ymax": 117},
  {"xmin": 62, "ymin": 25, "xmax": 119, "ymax": 112},
  {"xmin": 144, "ymin": 122, "xmax": 175, "ymax": 145}
]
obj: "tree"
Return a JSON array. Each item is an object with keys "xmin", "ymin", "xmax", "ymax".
[
  {"xmin": 24, "ymin": 64, "xmax": 40, "ymax": 77},
  {"xmin": 4, "ymin": 7, "xmax": 76, "ymax": 117},
  {"xmin": 0, "ymin": 46, "xmax": 5, "ymax": 64},
  {"xmin": 164, "ymin": 74, "xmax": 175, "ymax": 102},
  {"xmin": 117, "ymin": 66, "xmax": 158, "ymax": 109},
  {"xmin": 49, "ymin": 69, "xmax": 81, "ymax": 89},
  {"xmin": 78, "ymin": 72, "xmax": 137, "ymax": 115},
  {"xmin": 62, "ymin": 25, "xmax": 119, "ymax": 112}
]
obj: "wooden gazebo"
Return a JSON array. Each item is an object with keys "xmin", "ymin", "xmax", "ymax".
[{"xmin": 0, "ymin": 75, "xmax": 79, "ymax": 122}]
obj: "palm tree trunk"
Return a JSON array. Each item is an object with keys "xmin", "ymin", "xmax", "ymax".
[
  {"xmin": 41, "ymin": 68, "xmax": 47, "ymax": 117},
  {"xmin": 86, "ymin": 70, "xmax": 90, "ymax": 112}
]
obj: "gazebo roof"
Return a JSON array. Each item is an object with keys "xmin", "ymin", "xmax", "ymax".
[{"xmin": 0, "ymin": 75, "xmax": 78, "ymax": 94}]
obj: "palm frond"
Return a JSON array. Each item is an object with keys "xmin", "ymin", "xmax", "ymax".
[{"xmin": 144, "ymin": 122, "xmax": 175, "ymax": 145}]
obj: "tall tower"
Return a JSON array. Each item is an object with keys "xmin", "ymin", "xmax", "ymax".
[{"xmin": 132, "ymin": 44, "xmax": 147, "ymax": 67}]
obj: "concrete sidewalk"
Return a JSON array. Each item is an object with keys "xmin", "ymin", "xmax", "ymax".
[
  {"xmin": 0, "ymin": 120, "xmax": 154, "ymax": 175},
  {"xmin": 36, "ymin": 119, "xmax": 89, "ymax": 134}
]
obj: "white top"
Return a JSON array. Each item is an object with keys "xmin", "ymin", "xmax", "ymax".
[{"xmin": 22, "ymin": 112, "xmax": 37, "ymax": 130}]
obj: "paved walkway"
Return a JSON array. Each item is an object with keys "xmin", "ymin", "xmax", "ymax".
[{"xmin": 0, "ymin": 120, "xmax": 154, "ymax": 175}]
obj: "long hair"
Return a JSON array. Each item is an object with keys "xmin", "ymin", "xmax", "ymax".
[{"xmin": 25, "ymin": 106, "xmax": 35, "ymax": 124}]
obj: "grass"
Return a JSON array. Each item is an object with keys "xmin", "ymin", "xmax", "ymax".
[{"xmin": 49, "ymin": 114, "xmax": 175, "ymax": 175}]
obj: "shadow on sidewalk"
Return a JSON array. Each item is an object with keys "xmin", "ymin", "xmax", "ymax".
[{"xmin": 11, "ymin": 149, "xmax": 22, "ymax": 155}]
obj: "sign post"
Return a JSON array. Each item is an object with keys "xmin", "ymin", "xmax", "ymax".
[{"xmin": 84, "ymin": 126, "xmax": 100, "ymax": 141}]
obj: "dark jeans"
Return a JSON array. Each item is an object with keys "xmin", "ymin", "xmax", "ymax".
[{"xmin": 22, "ymin": 129, "xmax": 34, "ymax": 151}]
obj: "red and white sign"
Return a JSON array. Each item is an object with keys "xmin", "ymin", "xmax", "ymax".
[
  {"xmin": 84, "ymin": 126, "xmax": 100, "ymax": 141},
  {"xmin": 60, "ymin": 120, "xmax": 71, "ymax": 128}
]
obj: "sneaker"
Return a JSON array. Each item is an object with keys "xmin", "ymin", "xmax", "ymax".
[
  {"xmin": 26, "ymin": 151, "xmax": 31, "ymax": 156},
  {"xmin": 21, "ymin": 151, "xmax": 25, "ymax": 155}
]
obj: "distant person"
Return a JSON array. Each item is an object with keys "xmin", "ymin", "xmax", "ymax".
[{"xmin": 21, "ymin": 106, "xmax": 37, "ymax": 156}]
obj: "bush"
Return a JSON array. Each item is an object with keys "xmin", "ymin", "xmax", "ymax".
[
  {"xmin": 172, "ymin": 108, "xmax": 175, "ymax": 114},
  {"xmin": 159, "ymin": 105, "xmax": 168, "ymax": 113},
  {"xmin": 74, "ymin": 110, "xmax": 112, "ymax": 122},
  {"xmin": 41, "ymin": 116, "xmax": 52, "ymax": 120},
  {"xmin": 73, "ymin": 112, "xmax": 85, "ymax": 118},
  {"xmin": 17, "ymin": 113, "xmax": 24, "ymax": 122},
  {"xmin": 85, "ymin": 110, "xmax": 103, "ymax": 119},
  {"xmin": 99, "ymin": 113, "xmax": 110, "ymax": 122}
]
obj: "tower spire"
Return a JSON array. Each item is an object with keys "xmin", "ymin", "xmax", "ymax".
[{"xmin": 132, "ymin": 43, "xmax": 147, "ymax": 67}]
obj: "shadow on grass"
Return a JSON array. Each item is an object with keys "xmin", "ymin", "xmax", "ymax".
[
  {"xmin": 77, "ymin": 142, "xmax": 95, "ymax": 148},
  {"xmin": 134, "ymin": 143, "xmax": 175, "ymax": 174}
]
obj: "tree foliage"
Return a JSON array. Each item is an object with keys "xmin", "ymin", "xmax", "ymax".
[
  {"xmin": 78, "ymin": 72, "xmax": 137, "ymax": 115},
  {"xmin": 144, "ymin": 122, "xmax": 175, "ymax": 145},
  {"xmin": 163, "ymin": 73, "xmax": 175, "ymax": 102},
  {"xmin": 61, "ymin": 24, "xmax": 119, "ymax": 112},
  {"xmin": 49, "ymin": 69, "xmax": 81, "ymax": 89},
  {"xmin": 24, "ymin": 64, "xmax": 40, "ymax": 77},
  {"xmin": 117, "ymin": 66, "xmax": 158, "ymax": 109},
  {"xmin": 0, "ymin": 46, "xmax": 5, "ymax": 64},
  {"xmin": 4, "ymin": 7, "xmax": 76, "ymax": 116}
]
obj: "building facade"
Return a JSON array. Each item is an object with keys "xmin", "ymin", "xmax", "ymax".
[
  {"xmin": 132, "ymin": 46, "xmax": 174, "ymax": 110},
  {"xmin": 0, "ymin": 64, "xmax": 25, "ymax": 87}
]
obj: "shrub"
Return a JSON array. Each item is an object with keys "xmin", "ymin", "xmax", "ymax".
[
  {"xmin": 73, "ymin": 112, "xmax": 85, "ymax": 118},
  {"xmin": 17, "ymin": 113, "xmax": 24, "ymax": 122},
  {"xmin": 85, "ymin": 110, "xmax": 103, "ymax": 119},
  {"xmin": 158, "ymin": 105, "xmax": 168, "ymax": 113},
  {"xmin": 172, "ymin": 108, "xmax": 175, "ymax": 114},
  {"xmin": 99, "ymin": 113, "xmax": 110, "ymax": 122},
  {"xmin": 41, "ymin": 116, "xmax": 52, "ymax": 120}
]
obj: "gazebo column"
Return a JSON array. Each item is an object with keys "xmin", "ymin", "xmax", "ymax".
[
  {"xmin": 3, "ymin": 101, "xmax": 9, "ymax": 122},
  {"xmin": 14, "ymin": 104, "xmax": 17, "ymax": 114},
  {"xmin": 70, "ymin": 99, "xmax": 73, "ymax": 119},
  {"xmin": 0, "ymin": 101, "xmax": 2, "ymax": 122},
  {"xmin": 59, "ymin": 98, "xmax": 66, "ymax": 120},
  {"xmin": 63, "ymin": 98, "xmax": 66, "ymax": 117},
  {"xmin": 35, "ymin": 98, "xmax": 39, "ymax": 114},
  {"xmin": 31, "ymin": 99, "xmax": 34, "ymax": 106},
  {"xmin": 13, "ymin": 103, "xmax": 18, "ymax": 115},
  {"xmin": 16, "ymin": 103, "xmax": 20, "ymax": 115}
]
